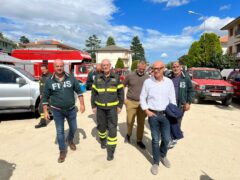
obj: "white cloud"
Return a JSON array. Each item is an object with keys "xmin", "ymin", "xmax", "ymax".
[
  {"xmin": 183, "ymin": 16, "xmax": 234, "ymax": 36},
  {"xmin": 219, "ymin": 4, "xmax": 231, "ymax": 11},
  {"xmin": 149, "ymin": 0, "xmax": 190, "ymax": 7},
  {"xmin": 161, "ymin": 53, "xmax": 168, "ymax": 58}
]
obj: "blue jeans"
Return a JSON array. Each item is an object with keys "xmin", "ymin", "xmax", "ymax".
[
  {"xmin": 148, "ymin": 113, "xmax": 170, "ymax": 165},
  {"xmin": 52, "ymin": 107, "xmax": 77, "ymax": 151}
]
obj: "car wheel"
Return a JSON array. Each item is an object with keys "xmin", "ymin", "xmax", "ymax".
[{"xmin": 222, "ymin": 97, "xmax": 232, "ymax": 106}]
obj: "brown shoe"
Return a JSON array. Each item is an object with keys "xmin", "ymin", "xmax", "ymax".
[
  {"xmin": 68, "ymin": 141, "xmax": 76, "ymax": 151},
  {"xmin": 58, "ymin": 151, "xmax": 66, "ymax": 163}
]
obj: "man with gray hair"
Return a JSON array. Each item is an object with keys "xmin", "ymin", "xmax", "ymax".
[
  {"xmin": 123, "ymin": 60, "xmax": 149, "ymax": 149},
  {"xmin": 91, "ymin": 59, "xmax": 124, "ymax": 161}
]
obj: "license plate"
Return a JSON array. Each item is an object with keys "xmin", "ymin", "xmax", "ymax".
[{"xmin": 211, "ymin": 93, "xmax": 221, "ymax": 97}]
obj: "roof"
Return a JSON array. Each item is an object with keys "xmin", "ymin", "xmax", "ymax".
[
  {"xmin": 96, "ymin": 45, "xmax": 131, "ymax": 52},
  {"xmin": 219, "ymin": 36, "xmax": 228, "ymax": 43},
  {"xmin": 23, "ymin": 40, "xmax": 78, "ymax": 50},
  {"xmin": 221, "ymin": 17, "xmax": 240, "ymax": 30}
]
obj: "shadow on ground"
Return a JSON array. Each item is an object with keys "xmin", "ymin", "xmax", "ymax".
[
  {"xmin": 0, "ymin": 112, "xmax": 36, "ymax": 121},
  {"xmin": 0, "ymin": 160, "xmax": 16, "ymax": 180},
  {"xmin": 54, "ymin": 128, "xmax": 87, "ymax": 146},
  {"xmin": 200, "ymin": 171, "xmax": 214, "ymax": 180}
]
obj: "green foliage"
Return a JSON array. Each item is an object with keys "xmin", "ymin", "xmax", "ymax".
[
  {"xmin": 85, "ymin": 34, "xmax": 101, "ymax": 61},
  {"xmin": 131, "ymin": 60, "xmax": 138, "ymax": 71},
  {"xmin": 115, "ymin": 58, "xmax": 124, "ymax": 69},
  {"xmin": 19, "ymin": 36, "xmax": 30, "ymax": 43},
  {"xmin": 106, "ymin": 36, "xmax": 116, "ymax": 46},
  {"xmin": 130, "ymin": 36, "xmax": 145, "ymax": 61},
  {"xmin": 0, "ymin": 32, "xmax": 3, "ymax": 39},
  {"xmin": 165, "ymin": 62, "xmax": 172, "ymax": 69},
  {"xmin": 183, "ymin": 33, "xmax": 226, "ymax": 68}
]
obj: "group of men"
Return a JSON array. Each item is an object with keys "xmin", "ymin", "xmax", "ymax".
[{"xmin": 37, "ymin": 58, "xmax": 193, "ymax": 175}]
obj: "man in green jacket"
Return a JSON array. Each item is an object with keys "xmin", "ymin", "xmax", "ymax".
[
  {"xmin": 91, "ymin": 59, "xmax": 124, "ymax": 161},
  {"xmin": 43, "ymin": 59, "xmax": 85, "ymax": 163},
  {"xmin": 35, "ymin": 64, "xmax": 52, "ymax": 128}
]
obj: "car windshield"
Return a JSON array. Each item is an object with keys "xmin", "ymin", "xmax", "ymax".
[
  {"xmin": 193, "ymin": 70, "xmax": 222, "ymax": 80},
  {"xmin": 14, "ymin": 67, "xmax": 38, "ymax": 81},
  {"xmin": 236, "ymin": 73, "xmax": 240, "ymax": 82}
]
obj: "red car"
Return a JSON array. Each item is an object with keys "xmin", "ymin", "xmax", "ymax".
[
  {"xmin": 227, "ymin": 70, "xmax": 240, "ymax": 98},
  {"xmin": 188, "ymin": 67, "xmax": 233, "ymax": 106}
]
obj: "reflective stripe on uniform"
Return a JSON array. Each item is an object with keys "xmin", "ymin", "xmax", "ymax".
[
  {"xmin": 98, "ymin": 131, "xmax": 107, "ymax": 139},
  {"xmin": 40, "ymin": 113, "xmax": 44, "ymax": 118},
  {"xmin": 92, "ymin": 84, "xmax": 105, "ymax": 92},
  {"xmin": 106, "ymin": 88, "xmax": 117, "ymax": 92},
  {"xmin": 117, "ymin": 84, "xmax": 124, "ymax": 89},
  {"xmin": 95, "ymin": 100, "xmax": 119, "ymax": 107},
  {"xmin": 107, "ymin": 136, "xmax": 117, "ymax": 145}
]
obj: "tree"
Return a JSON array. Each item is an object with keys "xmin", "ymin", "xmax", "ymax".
[
  {"xmin": 130, "ymin": 36, "xmax": 145, "ymax": 61},
  {"xmin": 106, "ymin": 36, "xmax": 116, "ymax": 46},
  {"xmin": 85, "ymin": 34, "xmax": 101, "ymax": 62},
  {"xmin": 0, "ymin": 32, "xmax": 3, "ymax": 39},
  {"xmin": 131, "ymin": 60, "xmax": 138, "ymax": 71},
  {"xmin": 115, "ymin": 58, "xmax": 124, "ymax": 69},
  {"xmin": 19, "ymin": 36, "xmax": 30, "ymax": 44}
]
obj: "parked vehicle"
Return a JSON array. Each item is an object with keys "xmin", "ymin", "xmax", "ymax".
[
  {"xmin": 0, "ymin": 64, "xmax": 40, "ymax": 114},
  {"xmin": 11, "ymin": 49, "xmax": 92, "ymax": 83},
  {"xmin": 188, "ymin": 67, "xmax": 233, "ymax": 106},
  {"xmin": 227, "ymin": 69, "xmax": 240, "ymax": 98}
]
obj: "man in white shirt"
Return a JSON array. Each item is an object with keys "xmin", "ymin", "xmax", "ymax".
[{"xmin": 140, "ymin": 60, "xmax": 176, "ymax": 175}]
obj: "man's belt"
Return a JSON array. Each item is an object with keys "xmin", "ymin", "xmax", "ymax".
[{"xmin": 149, "ymin": 109, "xmax": 166, "ymax": 115}]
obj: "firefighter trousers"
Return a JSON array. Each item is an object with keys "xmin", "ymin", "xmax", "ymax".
[
  {"xmin": 38, "ymin": 98, "xmax": 46, "ymax": 124},
  {"xmin": 97, "ymin": 107, "xmax": 118, "ymax": 150}
]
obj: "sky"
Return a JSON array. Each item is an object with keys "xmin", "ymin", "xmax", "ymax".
[{"xmin": 0, "ymin": 0, "xmax": 239, "ymax": 63}]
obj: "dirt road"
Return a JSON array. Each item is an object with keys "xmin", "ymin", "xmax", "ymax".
[{"xmin": 0, "ymin": 91, "xmax": 240, "ymax": 180}]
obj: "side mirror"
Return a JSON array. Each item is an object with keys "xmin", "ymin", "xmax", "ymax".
[
  {"xmin": 16, "ymin": 77, "xmax": 26, "ymax": 84},
  {"xmin": 223, "ymin": 76, "xmax": 226, "ymax": 80}
]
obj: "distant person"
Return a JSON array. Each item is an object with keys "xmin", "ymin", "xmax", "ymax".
[
  {"xmin": 91, "ymin": 59, "xmax": 124, "ymax": 161},
  {"xmin": 86, "ymin": 64, "xmax": 102, "ymax": 90},
  {"xmin": 35, "ymin": 64, "xmax": 52, "ymax": 128},
  {"xmin": 42, "ymin": 59, "xmax": 85, "ymax": 163},
  {"xmin": 140, "ymin": 60, "xmax": 176, "ymax": 175},
  {"xmin": 167, "ymin": 61, "xmax": 193, "ymax": 148},
  {"xmin": 123, "ymin": 60, "xmax": 149, "ymax": 149}
]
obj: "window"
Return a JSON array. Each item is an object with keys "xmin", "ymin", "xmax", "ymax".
[
  {"xmin": 0, "ymin": 67, "xmax": 20, "ymax": 83},
  {"xmin": 228, "ymin": 72, "xmax": 236, "ymax": 80},
  {"xmin": 229, "ymin": 28, "xmax": 233, "ymax": 36}
]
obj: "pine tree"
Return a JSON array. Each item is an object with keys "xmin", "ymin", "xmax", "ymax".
[
  {"xmin": 85, "ymin": 34, "xmax": 101, "ymax": 62},
  {"xmin": 130, "ymin": 36, "xmax": 145, "ymax": 61},
  {"xmin": 19, "ymin": 36, "xmax": 30, "ymax": 44},
  {"xmin": 115, "ymin": 58, "xmax": 124, "ymax": 68},
  {"xmin": 106, "ymin": 36, "xmax": 116, "ymax": 46}
]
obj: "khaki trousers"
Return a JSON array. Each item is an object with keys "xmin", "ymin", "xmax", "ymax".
[{"xmin": 125, "ymin": 99, "xmax": 146, "ymax": 142}]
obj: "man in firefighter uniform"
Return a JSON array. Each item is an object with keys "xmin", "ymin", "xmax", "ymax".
[
  {"xmin": 91, "ymin": 59, "xmax": 124, "ymax": 161},
  {"xmin": 35, "ymin": 64, "xmax": 52, "ymax": 128}
]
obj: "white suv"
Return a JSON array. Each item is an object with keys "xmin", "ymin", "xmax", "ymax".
[{"xmin": 0, "ymin": 64, "xmax": 40, "ymax": 115}]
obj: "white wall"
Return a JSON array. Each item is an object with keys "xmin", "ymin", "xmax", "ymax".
[{"xmin": 96, "ymin": 51, "xmax": 132, "ymax": 69}]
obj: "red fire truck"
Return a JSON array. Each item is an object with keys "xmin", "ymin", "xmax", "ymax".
[{"xmin": 11, "ymin": 49, "xmax": 93, "ymax": 83}]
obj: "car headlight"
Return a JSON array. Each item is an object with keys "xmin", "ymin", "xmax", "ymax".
[{"xmin": 226, "ymin": 86, "xmax": 233, "ymax": 91}]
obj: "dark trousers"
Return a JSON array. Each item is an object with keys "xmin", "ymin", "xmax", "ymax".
[
  {"xmin": 148, "ymin": 113, "xmax": 170, "ymax": 165},
  {"xmin": 97, "ymin": 107, "xmax": 118, "ymax": 148}
]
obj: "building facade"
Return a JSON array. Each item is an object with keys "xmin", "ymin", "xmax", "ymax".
[
  {"xmin": 0, "ymin": 38, "xmax": 16, "ymax": 54},
  {"xmin": 221, "ymin": 17, "xmax": 240, "ymax": 66},
  {"xmin": 95, "ymin": 45, "xmax": 132, "ymax": 69}
]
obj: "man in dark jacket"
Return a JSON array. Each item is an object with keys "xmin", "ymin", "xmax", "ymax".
[
  {"xmin": 43, "ymin": 59, "xmax": 85, "ymax": 163},
  {"xmin": 168, "ymin": 61, "xmax": 193, "ymax": 147},
  {"xmin": 35, "ymin": 64, "xmax": 52, "ymax": 128},
  {"xmin": 86, "ymin": 63, "xmax": 101, "ymax": 90},
  {"xmin": 91, "ymin": 59, "xmax": 124, "ymax": 161}
]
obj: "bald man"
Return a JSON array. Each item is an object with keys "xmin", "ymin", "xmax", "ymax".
[
  {"xmin": 140, "ymin": 60, "xmax": 176, "ymax": 175},
  {"xmin": 42, "ymin": 59, "xmax": 85, "ymax": 163}
]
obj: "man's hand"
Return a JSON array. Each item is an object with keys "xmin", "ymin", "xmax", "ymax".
[
  {"xmin": 92, "ymin": 107, "xmax": 97, "ymax": 114},
  {"xmin": 80, "ymin": 104, "xmax": 85, "ymax": 113},
  {"xmin": 183, "ymin": 103, "xmax": 190, "ymax": 111},
  {"xmin": 145, "ymin": 109, "xmax": 156, "ymax": 117},
  {"xmin": 44, "ymin": 111, "xmax": 50, "ymax": 121},
  {"xmin": 117, "ymin": 107, "xmax": 122, "ymax": 114}
]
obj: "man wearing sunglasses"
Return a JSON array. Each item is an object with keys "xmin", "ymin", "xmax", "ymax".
[{"xmin": 140, "ymin": 60, "xmax": 176, "ymax": 175}]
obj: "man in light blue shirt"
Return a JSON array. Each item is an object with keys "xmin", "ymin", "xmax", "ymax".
[{"xmin": 140, "ymin": 60, "xmax": 176, "ymax": 175}]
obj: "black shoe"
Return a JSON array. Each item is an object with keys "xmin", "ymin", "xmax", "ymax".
[
  {"xmin": 107, "ymin": 148, "xmax": 114, "ymax": 161},
  {"xmin": 100, "ymin": 139, "xmax": 107, "ymax": 149},
  {"xmin": 137, "ymin": 141, "xmax": 146, "ymax": 150},
  {"xmin": 124, "ymin": 134, "xmax": 130, "ymax": 143},
  {"xmin": 35, "ymin": 123, "xmax": 47, "ymax": 128}
]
